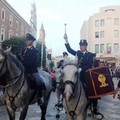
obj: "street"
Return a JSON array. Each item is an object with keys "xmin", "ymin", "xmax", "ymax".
[{"xmin": 0, "ymin": 78, "xmax": 120, "ymax": 120}]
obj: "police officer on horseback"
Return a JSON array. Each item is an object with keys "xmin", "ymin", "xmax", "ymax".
[
  {"xmin": 18, "ymin": 33, "xmax": 46, "ymax": 105},
  {"xmin": 64, "ymin": 33, "xmax": 104, "ymax": 117},
  {"xmin": 64, "ymin": 34, "xmax": 94, "ymax": 88}
]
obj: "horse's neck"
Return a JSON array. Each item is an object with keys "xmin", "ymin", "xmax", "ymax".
[{"xmin": 6, "ymin": 58, "xmax": 24, "ymax": 85}]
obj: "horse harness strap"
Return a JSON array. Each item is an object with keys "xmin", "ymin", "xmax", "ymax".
[
  {"xmin": 6, "ymin": 77, "xmax": 25, "ymax": 102},
  {"xmin": 65, "ymin": 79, "xmax": 82, "ymax": 119},
  {"xmin": 64, "ymin": 80, "xmax": 75, "ymax": 90}
]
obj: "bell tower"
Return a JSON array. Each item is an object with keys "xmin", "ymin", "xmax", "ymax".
[
  {"xmin": 39, "ymin": 24, "xmax": 45, "ymax": 44},
  {"xmin": 30, "ymin": 2, "xmax": 37, "ymax": 39}
]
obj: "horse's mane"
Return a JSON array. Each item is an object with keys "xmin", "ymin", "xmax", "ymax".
[
  {"xmin": 8, "ymin": 52, "xmax": 24, "ymax": 72},
  {"xmin": 64, "ymin": 59, "xmax": 77, "ymax": 67}
]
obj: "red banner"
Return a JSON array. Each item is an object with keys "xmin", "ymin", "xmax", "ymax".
[{"xmin": 86, "ymin": 66, "xmax": 115, "ymax": 98}]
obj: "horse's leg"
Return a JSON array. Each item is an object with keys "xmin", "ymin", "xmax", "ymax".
[
  {"xmin": 40, "ymin": 93, "xmax": 51, "ymax": 120},
  {"xmin": 56, "ymin": 89, "xmax": 61, "ymax": 104},
  {"xmin": 19, "ymin": 105, "xmax": 29, "ymax": 120},
  {"xmin": 77, "ymin": 115, "xmax": 85, "ymax": 120},
  {"xmin": 6, "ymin": 105, "xmax": 15, "ymax": 120},
  {"xmin": 67, "ymin": 113, "xmax": 72, "ymax": 120}
]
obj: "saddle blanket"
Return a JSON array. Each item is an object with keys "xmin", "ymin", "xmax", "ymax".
[{"xmin": 86, "ymin": 66, "xmax": 115, "ymax": 99}]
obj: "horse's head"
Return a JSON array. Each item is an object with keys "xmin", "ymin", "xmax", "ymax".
[
  {"xmin": 62, "ymin": 63, "xmax": 79, "ymax": 102},
  {"xmin": 54, "ymin": 68, "xmax": 62, "ymax": 83},
  {"xmin": 0, "ymin": 49, "xmax": 8, "ymax": 76},
  {"xmin": 0, "ymin": 48, "xmax": 24, "ymax": 86}
]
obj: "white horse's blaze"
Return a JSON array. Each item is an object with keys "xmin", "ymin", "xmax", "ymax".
[{"xmin": 64, "ymin": 86, "xmax": 72, "ymax": 102}]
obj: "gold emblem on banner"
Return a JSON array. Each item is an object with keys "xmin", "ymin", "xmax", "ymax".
[{"xmin": 98, "ymin": 74, "xmax": 109, "ymax": 88}]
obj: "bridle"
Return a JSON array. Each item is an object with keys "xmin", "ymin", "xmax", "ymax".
[
  {"xmin": 62, "ymin": 63, "xmax": 82, "ymax": 119},
  {"xmin": 0, "ymin": 54, "xmax": 25, "ymax": 103},
  {"xmin": 62, "ymin": 63, "xmax": 78, "ymax": 93}
]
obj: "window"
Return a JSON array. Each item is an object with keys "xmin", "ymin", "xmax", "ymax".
[
  {"xmin": 95, "ymin": 32, "xmax": 99, "ymax": 38},
  {"xmin": 114, "ymin": 43, "xmax": 119, "ymax": 53},
  {"xmin": 1, "ymin": 9, "xmax": 5, "ymax": 21},
  {"xmin": 21, "ymin": 25, "xmax": 24, "ymax": 35},
  {"xmin": 95, "ymin": 20, "xmax": 99, "ymax": 27},
  {"xmin": 100, "ymin": 31, "xmax": 104, "ymax": 38},
  {"xmin": 100, "ymin": 44, "xmax": 104, "ymax": 53},
  {"xmin": 9, "ymin": 33, "xmax": 12, "ymax": 39},
  {"xmin": 25, "ymin": 29, "xmax": 28, "ymax": 34},
  {"xmin": 9, "ymin": 15, "xmax": 13, "ymax": 26},
  {"xmin": 114, "ymin": 18, "xmax": 119, "ymax": 25},
  {"xmin": 95, "ymin": 44, "xmax": 99, "ymax": 53},
  {"xmin": 16, "ymin": 21, "xmax": 19, "ymax": 31},
  {"xmin": 114, "ymin": 30, "xmax": 119, "ymax": 37},
  {"xmin": 100, "ymin": 19, "xmax": 105, "ymax": 26},
  {"xmin": 107, "ymin": 43, "xmax": 111, "ymax": 54},
  {"xmin": 1, "ymin": 28, "xmax": 5, "ymax": 41}
]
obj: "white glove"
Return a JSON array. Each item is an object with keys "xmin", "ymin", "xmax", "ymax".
[{"xmin": 64, "ymin": 33, "xmax": 68, "ymax": 43}]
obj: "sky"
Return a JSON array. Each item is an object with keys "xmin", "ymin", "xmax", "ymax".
[{"xmin": 6, "ymin": 0, "xmax": 120, "ymax": 57}]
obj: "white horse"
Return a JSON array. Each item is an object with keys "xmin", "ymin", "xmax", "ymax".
[{"xmin": 62, "ymin": 62, "xmax": 88, "ymax": 120}]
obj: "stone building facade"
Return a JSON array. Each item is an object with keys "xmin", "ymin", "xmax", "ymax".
[
  {"xmin": 80, "ymin": 6, "xmax": 120, "ymax": 66},
  {"xmin": 0, "ymin": 0, "xmax": 31, "ymax": 42}
]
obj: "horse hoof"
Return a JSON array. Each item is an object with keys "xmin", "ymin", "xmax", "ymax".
[{"xmin": 56, "ymin": 114, "xmax": 60, "ymax": 118}]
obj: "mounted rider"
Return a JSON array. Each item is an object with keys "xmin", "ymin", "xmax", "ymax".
[
  {"xmin": 64, "ymin": 34, "xmax": 94, "ymax": 90},
  {"xmin": 64, "ymin": 33, "xmax": 104, "ymax": 117},
  {"xmin": 18, "ymin": 33, "xmax": 46, "ymax": 105},
  {"xmin": 57, "ymin": 51, "xmax": 70, "ymax": 68}
]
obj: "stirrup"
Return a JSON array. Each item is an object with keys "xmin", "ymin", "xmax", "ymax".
[{"xmin": 55, "ymin": 103, "xmax": 63, "ymax": 111}]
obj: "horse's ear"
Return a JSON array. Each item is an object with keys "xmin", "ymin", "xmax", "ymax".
[{"xmin": 4, "ymin": 46, "xmax": 12, "ymax": 53}]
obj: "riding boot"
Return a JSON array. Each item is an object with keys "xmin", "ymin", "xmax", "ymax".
[
  {"xmin": 93, "ymin": 107, "xmax": 98, "ymax": 114},
  {"xmin": 52, "ymin": 79, "xmax": 56, "ymax": 92}
]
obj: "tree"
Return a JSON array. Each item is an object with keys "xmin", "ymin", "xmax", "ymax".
[
  {"xmin": 2, "ymin": 37, "xmax": 47, "ymax": 68},
  {"xmin": 36, "ymin": 42, "xmax": 46, "ymax": 68},
  {"xmin": 2, "ymin": 36, "xmax": 26, "ymax": 55},
  {"xmin": 49, "ymin": 61, "xmax": 54, "ymax": 70}
]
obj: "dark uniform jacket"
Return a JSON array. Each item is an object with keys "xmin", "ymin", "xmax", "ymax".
[
  {"xmin": 19, "ymin": 46, "xmax": 38, "ymax": 74},
  {"xmin": 65, "ymin": 43, "xmax": 94, "ymax": 83}
]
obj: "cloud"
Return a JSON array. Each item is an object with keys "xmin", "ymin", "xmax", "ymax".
[{"xmin": 37, "ymin": 8, "xmax": 63, "ymax": 21}]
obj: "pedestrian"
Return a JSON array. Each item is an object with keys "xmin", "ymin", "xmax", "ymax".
[
  {"xmin": 18, "ymin": 33, "xmax": 46, "ymax": 105},
  {"xmin": 57, "ymin": 51, "xmax": 70, "ymax": 68},
  {"xmin": 49, "ymin": 70, "xmax": 56, "ymax": 92},
  {"xmin": 113, "ymin": 80, "xmax": 120, "ymax": 99}
]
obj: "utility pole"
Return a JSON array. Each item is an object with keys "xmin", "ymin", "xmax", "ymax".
[{"xmin": 39, "ymin": 24, "xmax": 45, "ymax": 68}]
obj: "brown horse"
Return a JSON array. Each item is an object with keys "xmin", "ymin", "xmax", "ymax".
[{"xmin": 0, "ymin": 48, "xmax": 53, "ymax": 120}]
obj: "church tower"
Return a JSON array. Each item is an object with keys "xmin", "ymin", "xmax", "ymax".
[
  {"xmin": 39, "ymin": 24, "xmax": 45, "ymax": 44},
  {"xmin": 39, "ymin": 24, "xmax": 45, "ymax": 68},
  {"xmin": 30, "ymin": 2, "xmax": 37, "ymax": 39}
]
